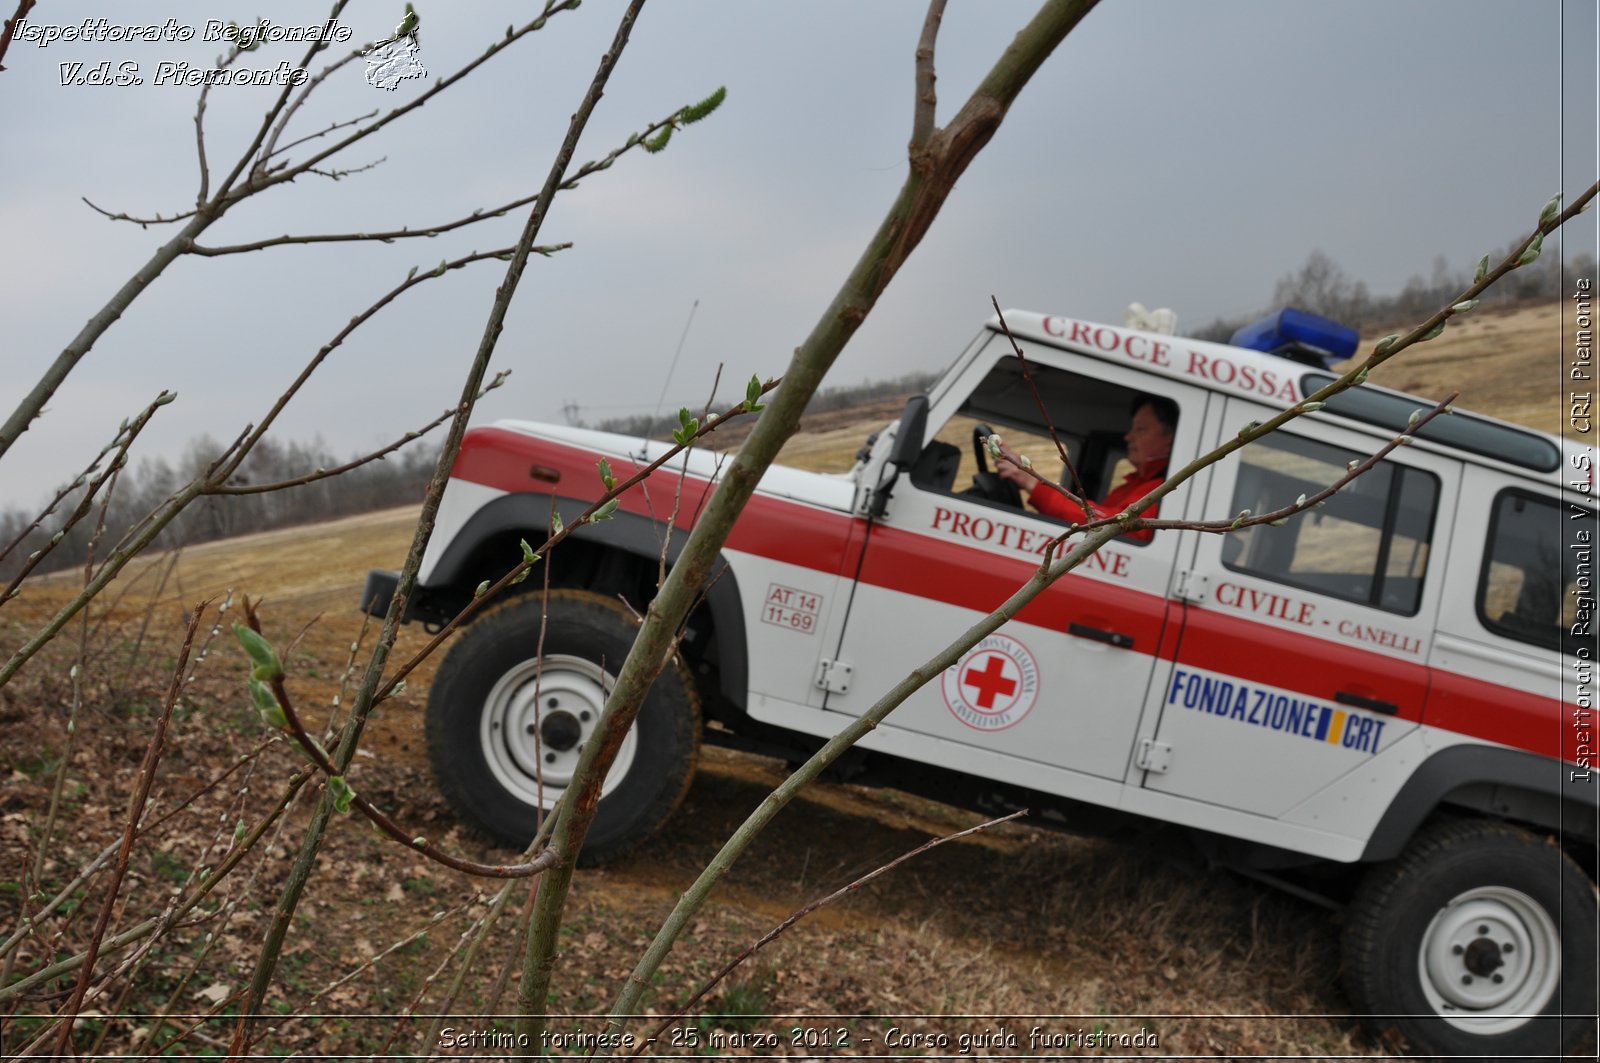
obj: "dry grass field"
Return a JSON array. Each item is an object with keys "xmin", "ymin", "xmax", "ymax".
[{"xmin": 0, "ymin": 300, "xmax": 1577, "ymax": 1058}]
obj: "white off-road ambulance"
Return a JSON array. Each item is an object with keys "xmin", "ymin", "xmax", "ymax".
[{"xmin": 363, "ymin": 308, "xmax": 1597, "ymax": 1059}]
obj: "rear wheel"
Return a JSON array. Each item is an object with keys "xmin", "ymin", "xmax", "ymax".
[
  {"xmin": 426, "ymin": 590, "xmax": 699, "ymax": 864},
  {"xmin": 1342, "ymin": 819, "xmax": 1597, "ymax": 1059}
]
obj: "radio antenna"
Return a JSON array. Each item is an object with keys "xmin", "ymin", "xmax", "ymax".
[{"xmin": 642, "ymin": 299, "xmax": 700, "ymax": 449}]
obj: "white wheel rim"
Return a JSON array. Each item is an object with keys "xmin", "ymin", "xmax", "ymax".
[
  {"xmin": 479, "ymin": 654, "xmax": 638, "ymax": 809},
  {"xmin": 1417, "ymin": 885, "xmax": 1561, "ymax": 1034}
]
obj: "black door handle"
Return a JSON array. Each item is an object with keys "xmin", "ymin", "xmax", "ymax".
[
  {"xmin": 1068, "ymin": 623, "xmax": 1134, "ymax": 649},
  {"xmin": 1336, "ymin": 690, "xmax": 1399, "ymax": 716}
]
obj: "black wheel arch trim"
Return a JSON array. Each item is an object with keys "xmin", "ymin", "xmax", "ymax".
[
  {"xmin": 1361, "ymin": 743, "xmax": 1599, "ymax": 862},
  {"xmin": 423, "ymin": 492, "xmax": 748, "ymax": 710}
]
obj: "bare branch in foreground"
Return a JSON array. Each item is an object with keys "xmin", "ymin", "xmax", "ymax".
[
  {"xmin": 0, "ymin": 0, "xmax": 38, "ymax": 72},
  {"xmin": 911, "ymin": 0, "xmax": 948, "ymax": 149}
]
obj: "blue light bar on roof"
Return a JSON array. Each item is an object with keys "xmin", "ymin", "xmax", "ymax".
[{"xmin": 1229, "ymin": 308, "xmax": 1360, "ymax": 369}]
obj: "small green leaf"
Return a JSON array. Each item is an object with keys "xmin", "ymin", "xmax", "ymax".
[
  {"xmin": 1474, "ymin": 254, "xmax": 1490, "ymax": 283},
  {"xmin": 511, "ymin": 539, "xmax": 541, "ymax": 585},
  {"xmin": 1300, "ymin": 401, "xmax": 1325, "ymax": 413},
  {"xmin": 1539, "ymin": 191, "xmax": 1562, "ymax": 224},
  {"xmin": 1374, "ymin": 334, "xmax": 1400, "ymax": 356},
  {"xmin": 597, "ymin": 457, "xmax": 616, "ymax": 490},
  {"xmin": 1237, "ymin": 420, "xmax": 1260, "ymax": 439},
  {"xmin": 593, "ymin": 499, "xmax": 619, "ymax": 522},
  {"xmin": 551, "ymin": 512, "xmax": 564, "ymax": 535},
  {"xmin": 1517, "ymin": 232, "xmax": 1543, "ymax": 265},
  {"xmin": 643, "ymin": 125, "xmax": 674, "ymax": 154},
  {"xmin": 677, "ymin": 85, "xmax": 726, "ymax": 125},
  {"xmin": 1229, "ymin": 517, "xmax": 1244, "ymax": 531},
  {"xmin": 249, "ymin": 677, "xmax": 287, "ymax": 731},
  {"xmin": 1353, "ymin": 366, "xmax": 1369, "ymax": 384},
  {"xmin": 233, "ymin": 819, "xmax": 247, "ymax": 846},
  {"xmin": 473, "ymin": 579, "xmax": 489, "ymax": 598},
  {"xmin": 1451, "ymin": 299, "xmax": 1479, "ymax": 313},
  {"xmin": 328, "ymin": 775, "xmax": 355, "ymax": 815},
  {"xmin": 234, "ymin": 624, "xmax": 281, "ymax": 681},
  {"xmin": 745, "ymin": 374, "xmax": 765, "ymax": 413},
  {"xmin": 672, "ymin": 409, "xmax": 700, "ymax": 446},
  {"xmin": 1420, "ymin": 320, "xmax": 1447, "ymax": 342}
]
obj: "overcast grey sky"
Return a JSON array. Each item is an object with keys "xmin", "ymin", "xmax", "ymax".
[{"xmin": 3, "ymin": 0, "xmax": 1596, "ymax": 507}]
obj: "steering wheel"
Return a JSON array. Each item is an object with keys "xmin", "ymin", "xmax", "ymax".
[{"xmin": 963, "ymin": 423, "xmax": 1023, "ymax": 508}]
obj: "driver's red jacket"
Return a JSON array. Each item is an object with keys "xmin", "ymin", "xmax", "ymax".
[{"xmin": 1027, "ymin": 459, "xmax": 1167, "ymax": 541}]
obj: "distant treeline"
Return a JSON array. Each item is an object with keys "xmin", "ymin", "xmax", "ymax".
[
  {"xmin": 1, "ymin": 435, "xmax": 440, "ymax": 580},
  {"xmin": 1188, "ymin": 239, "xmax": 1597, "ymax": 342},
  {"xmin": 591, "ymin": 369, "xmax": 942, "ymax": 437}
]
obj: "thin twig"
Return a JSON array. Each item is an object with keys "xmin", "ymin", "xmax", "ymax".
[
  {"xmin": 0, "ymin": 771, "xmax": 309, "ymax": 1006},
  {"xmin": 80, "ymin": 197, "xmax": 199, "ymax": 227},
  {"xmin": 911, "ymin": 0, "xmax": 948, "ymax": 149},
  {"xmin": 636, "ymin": 810, "xmax": 1027, "ymax": 1054},
  {"xmin": 210, "ymin": 370, "xmax": 513, "ymax": 495},
  {"xmin": 0, "ymin": 391, "xmax": 172, "ymax": 597},
  {"xmin": 268, "ymin": 0, "xmax": 582, "ymax": 190},
  {"xmin": 0, "ymin": 0, "xmax": 37, "ymax": 72},
  {"xmin": 988, "ymin": 293, "xmax": 1091, "ymax": 504},
  {"xmin": 50, "ymin": 604, "xmax": 203, "ymax": 1057},
  {"xmin": 238, "ymin": 600, "xmax": 560, "ymax": 880}
]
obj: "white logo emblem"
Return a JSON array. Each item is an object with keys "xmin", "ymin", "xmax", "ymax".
[
  {"xmin": 941, "ymin": 633, "xmax": 1040, "ymax": 731},
  {"xmin": 364, "ymin": 34, "xmax": 425, "ymax": 91}
]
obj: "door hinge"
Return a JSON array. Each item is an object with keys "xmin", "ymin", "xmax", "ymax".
[
  {"xmin": 1174, "ymin": 569, "xmax": 1209, "ymax": 604},
  {"xmin": 814, "ymin": 659, "xmax": 854, "ymax": 695},
  {"xmin": 1136, "ymin": 738, "xmax": 1173, "ymax": 775}
]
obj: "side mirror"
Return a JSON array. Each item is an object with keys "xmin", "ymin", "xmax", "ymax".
[
  {"xmin": 887, "ymin": 394, "xmax": 928, "ymax": 470},
  {"xmin": 869, "ymin": 395, "xmax": 928, "ymax": 518}
]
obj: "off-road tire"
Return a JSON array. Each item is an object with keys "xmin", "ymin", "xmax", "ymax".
[
  {"xmin": 426, "ymin": 590, "xmax": 699, "ymax": 865},
  {"xmin": 1342, "ymin": 818, "xmax": 1597, "ymax": 1060}
]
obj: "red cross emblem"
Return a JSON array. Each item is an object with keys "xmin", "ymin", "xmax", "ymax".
[{"xmin": 961, "ymin": 653, "xmax": 1017, "ymax": 710}]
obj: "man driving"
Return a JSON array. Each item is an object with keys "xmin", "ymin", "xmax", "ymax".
[{"xmin": 995, "ymin": 394, "xmax": 1176, "ymax": 541}]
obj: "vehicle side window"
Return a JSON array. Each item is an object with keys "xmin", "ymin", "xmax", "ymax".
[
  {"xmin": 1477, "ymin": 490, "xmax": 1593, "ymax": 653},
  {"xmin": 1222, "ymin": 432, "xmax": 1438, "ymax": 615},
  {"xmin": 909, "ymin": 356, "xmax": 1183, "ymax": 545}
]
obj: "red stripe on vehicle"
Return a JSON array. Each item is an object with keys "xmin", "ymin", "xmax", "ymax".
[{"xmin": 451, "ymin": 427, "xmax": 1576, "ymax": 764}]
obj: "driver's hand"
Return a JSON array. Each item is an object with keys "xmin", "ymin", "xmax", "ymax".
[{"xmin": 995, "ymin": 442, "xmax": 1032, "ymax": 488}]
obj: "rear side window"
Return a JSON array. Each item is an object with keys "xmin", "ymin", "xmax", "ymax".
[
  {"xmin": 1478, "ymin": 490, "xmax": 1595, "ymax": 653},
  {"xmin": 1222, "ymin": 432, "xmax": 1439, "ymax": 614}
]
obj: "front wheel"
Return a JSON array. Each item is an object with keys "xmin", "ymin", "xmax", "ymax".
[
  {"xmin": 425, "ymin": 590, "xmax": 699, "ymax": 864},
  {"xmin": 1342, "ymin": 819, "xmax": 1597, "ymax": 1059}
]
